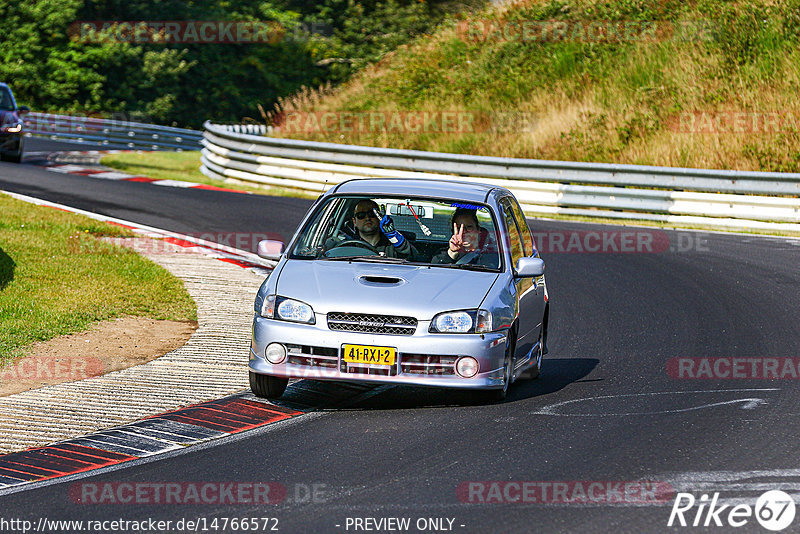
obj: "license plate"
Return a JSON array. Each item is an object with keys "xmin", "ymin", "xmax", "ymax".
[{"xmin": 342, "ymin": 344, "xmax": 396, "ymax": 366}]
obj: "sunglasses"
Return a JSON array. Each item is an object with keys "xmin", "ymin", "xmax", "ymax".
[{"xmin": 354, "ymin": 211, "xmax": 378, "ymax": 220}]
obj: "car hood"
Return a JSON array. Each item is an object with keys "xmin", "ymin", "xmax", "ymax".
[{"xmin": 275, "ymin": 259, "xmax": 499, "ymax": 320}]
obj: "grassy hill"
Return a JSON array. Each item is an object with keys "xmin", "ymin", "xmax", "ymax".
[{"xmin": 270, "ymin": 0, "xmax": 800, "ymax": 172}]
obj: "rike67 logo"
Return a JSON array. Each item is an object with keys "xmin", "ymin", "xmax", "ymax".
[{"xmin": 668, "ymin": 491, "xmax": 796, "ymax": 531}]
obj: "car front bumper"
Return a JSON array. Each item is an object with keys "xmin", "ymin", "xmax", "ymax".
[{"xmin": 250, "ymin": 315, "xmax": 509, "ymax": 389}]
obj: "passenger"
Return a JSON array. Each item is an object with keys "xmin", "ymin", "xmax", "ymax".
[
  {"xmin": 431, "ymin": 208, "xmax": 498, "ymax": 267},
  {"xmin": 346, "ymin": 199, "xmax": 416, "ymax": 258}
]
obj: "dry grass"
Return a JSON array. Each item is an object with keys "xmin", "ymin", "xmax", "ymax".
[{"xmin": 267, "ymin": 0, "xmax": 800, "ymax": 172}]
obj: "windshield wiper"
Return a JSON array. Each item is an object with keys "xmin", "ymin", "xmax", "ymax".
[
  {"xmin": 433, "ymin": 263, "xmax": 498, "ymax": 272},
  {"xmin": 322, "ymin": 255, "xmax": 408, "ymax": 263}
]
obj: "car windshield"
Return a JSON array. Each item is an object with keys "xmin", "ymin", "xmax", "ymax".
[
  {"xmin": 289, "ymin": 195, "xmax": 503, "ymax": 271},
  {"xmin": 0, "ymin": 88, "xmax": 13, "ymax": 111}
]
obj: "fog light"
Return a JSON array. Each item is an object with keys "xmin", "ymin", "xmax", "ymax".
[
  {"xmin": 455, "ymin": 356, "xmax": 479, "ymax": 378},
  {"xmin": 265, "ymin": 343, "xmax": 287, "ymax": 364}
]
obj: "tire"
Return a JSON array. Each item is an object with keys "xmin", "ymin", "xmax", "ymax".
[
  {"xmin": 1, "ymin": 152, "xmax": 21, "ymax": 163},
  {"xmin": 249, "ymin": 371, "xmax": 288, "ymax": 399},
  {"xmin": 520, "ymin": 330, "xmax": 544, "ymax": 380},
  {"xmin": 491, "ymin": 350, "xmax": 513, "ymax": 401},
  {"xmin": 1, "ymin": 139, "xmax": 22, "ymax": 163},
  {"xmin": 474, "ymin": 326, "xmax": 516, "ymax": 404}
]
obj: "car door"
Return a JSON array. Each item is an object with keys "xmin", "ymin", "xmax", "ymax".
[
  {"xmin": 500, "ymin": 197, "xmax": 544, "ymax": 366},
  {"xmin": 508, "ymin": 196, "xmax": 546, "ymax": 333}
]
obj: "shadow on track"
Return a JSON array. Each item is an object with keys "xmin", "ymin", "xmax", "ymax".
[{"xmin": 329, "ymin": 357, "xmax": 599, "ymax": 410}]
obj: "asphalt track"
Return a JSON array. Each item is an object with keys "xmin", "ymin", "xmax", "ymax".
[{"xmin": 1, "ymin": 138, "xmax": 800, "ymax": 532}]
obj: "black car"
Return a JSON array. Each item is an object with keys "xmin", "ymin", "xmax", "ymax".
[{"xmin": 0, "ymin": 83, "xmax": 29, "ymax": 163}]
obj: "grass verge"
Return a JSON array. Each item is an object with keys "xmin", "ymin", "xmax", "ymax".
[
  {"xmin": 0, "ymin": 193, "xmax": 197, "ymax": 365},
  {"xmin": 100, "ymin": 151, "xmax": 316, "ymax": 198}
]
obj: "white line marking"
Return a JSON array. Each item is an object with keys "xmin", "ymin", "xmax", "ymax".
[
  {"xmin": 664, "ymin": 469, "xmax": 800, "ymax": 483},
  {"xmin": 46, "ymin": 165, "xmax": 88, "ymax": 173},
  {"xmin": 531, "ymin": 389, "xmax": 779, "ymax": 416},
  {"xmin": 151, "ymin": 179, "xmax": 196, "ymax": 188},
  {"xmin": 673, "ymin": 482, "xmax": 800, "ymax": 492},
  {"xmin": 90, "ymin": 171, "xmax": 134, "ymax": 180}
]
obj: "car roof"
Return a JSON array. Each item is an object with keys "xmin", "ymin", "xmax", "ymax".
[{"xmin": 330, "ymin": 178, "xmax": 507, "ymax": 203}]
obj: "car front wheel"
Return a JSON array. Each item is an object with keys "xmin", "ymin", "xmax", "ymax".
[
  {"xmin": 1, "ymin": 151, "xmax": 22, "ymax": 163},
  {"xmin": 249, "ymin": 371, "xmax": 289, "ymax": 399},
  {"xmin": 520, "ymin": 329, "xmax": 544, "ymax": 380},
  {"xmin": 475, "ymin": 326, "xmax": 516, "ymax": 404},
  {"xmin": 493, "ymin": 352, "xmax": 512, "ymax": 401}
]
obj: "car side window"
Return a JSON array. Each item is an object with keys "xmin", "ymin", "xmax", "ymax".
[
  {"xmin": 508, "ymin": 197, "xmax": 534, "ymax": 257},
  {"xmin": 500, "ymin": 198, "xmax": 524, "ymax": 267},
  {"xmin": 0, "ymin": 88, "xmax": 12, "ymax": 111}
]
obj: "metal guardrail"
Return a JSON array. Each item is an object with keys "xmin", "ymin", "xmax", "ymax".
[
  {"xmin": 24, "ymin": 112, "xmax": 203, "ymax": 151},
  {"xmin": 200, "ymin": 121, "xmax": 800, "ymax": 232}
]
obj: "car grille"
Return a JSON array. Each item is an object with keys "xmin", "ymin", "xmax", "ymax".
[
  {"xmin": 285, "ymin": 346, "xmax": 458, "ymax": 377},
  {"xmin": 327, "ymin": 312, "xmax": 417, "ymax": 336},
  {"xmin": 339, "ymin": 360, "xmax": 398, "ymax": 376},
  {"xmin": 400, "ymin": 354, "xmax": 458, "ymax": 376},
  {"xmin": 286, "ymin": 344, "xmax": 338, "ymax": 369}
]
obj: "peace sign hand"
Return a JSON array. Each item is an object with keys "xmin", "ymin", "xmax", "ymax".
[{"xmin": 449, "ymin": 223, "xmax": 472, "ymax": 254}]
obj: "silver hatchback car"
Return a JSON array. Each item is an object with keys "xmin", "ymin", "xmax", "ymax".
[{"xmin": 249, "ymin": 178, "xmax": 550, "ymax": 401}]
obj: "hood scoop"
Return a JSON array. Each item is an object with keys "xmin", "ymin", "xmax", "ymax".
[{"xmin": 358, "ymin": 275, "xmax": 406, "ymax": 287}]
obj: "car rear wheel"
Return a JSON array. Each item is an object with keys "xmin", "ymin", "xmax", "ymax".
[{"xmin": 249, "ymin": 371, "xmax": 288, "ymax": 399}]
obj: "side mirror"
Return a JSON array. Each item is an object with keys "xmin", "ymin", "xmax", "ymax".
[
  {"xmin": 257, "ymin": 239, "xmax": 285, "ymax": 261},
  {"xmin": 16, "ymin": 106, "xmax": 30, "ymax": 115},
  {"xmin": 515, "ymin": 257, "xmax": 544, "ymax": 278}
]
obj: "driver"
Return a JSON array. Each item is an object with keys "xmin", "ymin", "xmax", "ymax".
[
  {"xmin": 0, "ymin": 90, "xmax": 10, "ymax": 111},
  {"xmin": 431, "ymin": 208, "xmax": 497, "ymax": 266},
  {"xmin": 345, "ymin": 199, "xmax": 416, "ymax": 258}
]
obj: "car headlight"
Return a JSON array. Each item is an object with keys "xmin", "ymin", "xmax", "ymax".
[
  {"xmin": 429, "ymin": 310, "xmax": 492, "ymax": 334},
  {"xmin": 260, "ymin": 295, "xmax": 315, "ymax": 324},
  {"xmin": 5, "ymin": 123, "xmax": 22, "ymax": 133},
  {"xmin": 277, "ymin": 298, "xmax": 315, "ymax": 323}
]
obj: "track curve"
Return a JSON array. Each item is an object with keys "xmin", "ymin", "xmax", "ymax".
[{"xmin": 1, "ymin": 138, "xmax": 800, "ymax": 532}]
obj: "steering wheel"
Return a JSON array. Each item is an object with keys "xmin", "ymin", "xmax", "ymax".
[
  {"xmin": 336, "ymin": 239, "xmax": 379, "ymax": 252},
  {"xmin": 455, "ymin": 251, "xmax": 479, "ymax": 265},
  {"xmin": 323, "ymin": 239, "xmax": 380, "ymax": 257}
]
